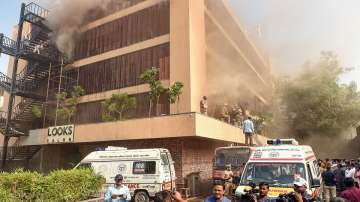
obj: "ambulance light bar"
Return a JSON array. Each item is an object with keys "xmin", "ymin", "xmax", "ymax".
[
  {"xmin": 267, "ymin": 139, "xmax": 298, "ymax": 145},
  {"xmin": 105, "ymin": 146, "xmax": 127, "ymax": 151}
]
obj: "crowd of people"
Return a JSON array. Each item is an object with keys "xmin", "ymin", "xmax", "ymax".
[
  {"xmin": 318, "ymin": 159, "xmax": 360, "ymax": 202},
  {"xmin": 104, "ymin": 159, "xmax": 360, "ymax": 202}
]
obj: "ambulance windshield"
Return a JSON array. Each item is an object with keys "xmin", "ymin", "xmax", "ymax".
[
  {"xmin": 215, "ymin": 147, "xmax": 251, "ymax": 169},
  {"xmin": 240, "ymin": 162, "xmax": 306, "ymax": 187}
]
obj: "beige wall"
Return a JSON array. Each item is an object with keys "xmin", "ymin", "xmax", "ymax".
[
  {"xmin": 169, "ymin": 0, "xmax": 191, "ymax": 113},
  {"xmin": 170, "ymin": 0, "xmax": 206, "ymax": 114},
  {"xmin": 20, "ymin": 113, "xmax": 268, "ymax": 146}
]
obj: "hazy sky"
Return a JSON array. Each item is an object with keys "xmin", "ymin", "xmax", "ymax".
[
  {"xmin": 228, "ymin": 0, "xmax": 360, "ymax": 86},
  {"xmin": 1, "ymin": 0, "xmax": 360, "ymax": 86}
]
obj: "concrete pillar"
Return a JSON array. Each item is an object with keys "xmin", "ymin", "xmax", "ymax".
[{"xmin": 170, "ymin": 0, "xmax": 206, "ymax": 114}]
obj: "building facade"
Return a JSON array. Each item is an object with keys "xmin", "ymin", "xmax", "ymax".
[{"xmin": 1, "ymin": 0, "xmax": 272, "ymax": 189}]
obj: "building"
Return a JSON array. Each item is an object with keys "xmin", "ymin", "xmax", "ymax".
[{"xmin": 0, "ymin": 0, "xmax": 272, "ymax": 188}]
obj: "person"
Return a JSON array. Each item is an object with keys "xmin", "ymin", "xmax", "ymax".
[
  {"xmin": 253, "ymin": 182, "xmax": 270, "ymax": 202},
  {"xmin": 345, "ymin": 162, "xmax": 356, "ymax": 179},
  {"xmin": 154, "ymin": 190, "xmax": 187, "ymax": 202},
  {"xmin": 334, "ymin": 164, "xmax": 346, "ymax": 193},
  {"xmin": 220, "ymin": 103, "xmax": 230, "ymax": 123},
  {"xmin": 243, "ymin": 116, "xmax": 255, "ymax": 146},
  {"xmin": 104, "ymin": 174, "xmax": 131, "ymax": 202},
  {"xmin": 322, "ymin": 163, "xmax": 337, "ymax": 202},
  {"xmin": 33, "ymin": 43, "xmax": 41, "ymax": 54},
  {"xmin": 223, "ymin": 164, "xmax": 233, "ymax": 196},
  {"xmin": 204, "ymin": 182, "xmax": 231, "ymax": 202},
  {"xmin": 355, "ymin": 165, "xmax": 360, "ymax": 188},
  {"xmin": 293, "ymin": 177, "xmax": 319, "ymax": 202},
  {"xmin": 340, "ymin": 178, "xmax": 360, "ymax": 202},
  {"xmin": 200, "ymin": 96, "xmax": 208, "ymax": 115}
]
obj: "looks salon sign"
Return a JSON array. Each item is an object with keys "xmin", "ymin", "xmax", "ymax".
[{"xmin": 47, "ymin": 125, "xmax": 74, "ymax": 144}]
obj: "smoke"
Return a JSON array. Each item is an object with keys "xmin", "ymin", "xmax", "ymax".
[
  {"xmin": 43, "ymin": 0, "xmax": 135, "ymax": 58},
  {"xmin": 205, "ymin": 0, "xmax": 271, "ymax": 116}
]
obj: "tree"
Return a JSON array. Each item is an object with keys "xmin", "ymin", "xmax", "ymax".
[
  {"xmin": 168, "ymin": 81, "xmax": 184, "ymax": 113},
  {"xmin": 140, "ymin": 67, "xmax": 166, "ymax": 116},
  {"xmin": 56, "ymin": 85, "xmax": 85, "ymax": 125},
  {"xmin": 101, "ymin": 93, "xmax": 137, "ymax": 121},
  {"xmin": 32, "ymin": 105, "xmax": 43, "ymax": 118},
  {"xmin": 278, "ymin": 51, "xmax": 360, "ymax": 138}
]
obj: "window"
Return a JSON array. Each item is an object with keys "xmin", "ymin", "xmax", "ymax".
[
  {"xmin": 307, "ymin": 163, "xmax": 314, "ymax": 186},
  {"xmin": 77, "ymin": 162, "xmax": 92, "ymax": 169},
  {"xmin": 133, "ymin": 161, "xmax": 156, "ymax": 174},
  {"xmin": 312, "ymin": 160, "xmax": 320, "ymax": 177},
  {"xmin": 241, "ymin": 163, "xmax": 306, "ymax": 187},
  {"xmin": 161, "ymin": 153, "xmax": 169, "ymax": 165}
]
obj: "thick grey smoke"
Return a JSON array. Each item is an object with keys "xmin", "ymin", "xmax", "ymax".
[
  {"xmin": 44, "ymin": 0, "xmax": 113, "ymax": 58},
  {"xmin": 205, "ymin": 0, "xmax": 272, "ymax": 116},
  {"xmin": 45, "ymin": 0, "xmax": 110, "ymax": 58}
]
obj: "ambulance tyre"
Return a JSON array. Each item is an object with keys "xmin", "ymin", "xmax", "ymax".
[{"xmin": 134, "ymin": 190, "xmax": 149, "ymax": 202}]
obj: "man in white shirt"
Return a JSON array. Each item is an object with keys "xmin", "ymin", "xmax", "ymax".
[
  {"xmin": 104, "ymin": 174, "xmax": 131, "ymax": 202},
  {"xmin": 345, "ymin": 162, "xmax": 356, "ymax": 179}
]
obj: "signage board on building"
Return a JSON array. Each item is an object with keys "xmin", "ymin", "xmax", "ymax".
[{"xmin": 47, "ymin": 124, "xmax": 74, "ymax": 144}]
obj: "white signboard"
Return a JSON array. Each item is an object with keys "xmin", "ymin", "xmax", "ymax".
[{"xmin": 47, "ymin": 124, "xmax": 74, "ymax": 144}]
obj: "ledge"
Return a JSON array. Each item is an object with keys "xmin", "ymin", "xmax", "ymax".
[{"xmin": 19, "ymin": 113, "xmax": 268, "ymax": 146}]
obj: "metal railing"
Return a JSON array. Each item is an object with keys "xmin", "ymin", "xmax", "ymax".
[{"xmin": 24, "ymin": 2, "xmax": 49, "ymax": 21}]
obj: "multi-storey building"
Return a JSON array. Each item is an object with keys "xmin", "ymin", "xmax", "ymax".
[{"xmin": 0, "ymin": 0, "xmax": 272, "ymax": 188}]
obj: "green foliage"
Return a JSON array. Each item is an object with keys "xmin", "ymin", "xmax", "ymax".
[
  {"xmin": 0, "ymin": 168, "xmax": 102, "ymax": 202},
  {"xmin": 43, "ymin": 169, "xmax": 102, "ymax": 201},
  {"xmin": 0, "ymin": 187, "xmax": 13, "ymax": 202},
  {"xmin": 278, "ymin": 51, "xmax": 360, "ymax": 138},
  {"xmin": 140, "ymin": 67, "xmax": 166, "ymax": 116},
  {"xmin": 32, "ymin": 105, "xmax": 43, "ymax": 118},
  {"xmin": 168, "ymin": 82, "xmax": 184, "ymax": 113},
  {"xmin": 101, "ymin": 93, "xmax": 137, "ymax": 121},
  {"xmin": 56, "ymin": 85, "xmax": 85, "ymax": 124}
]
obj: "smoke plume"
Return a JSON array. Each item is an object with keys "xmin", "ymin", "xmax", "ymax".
[{"xmin": 44, "ymin": 0, "xmax": 124, "ymax": 58}]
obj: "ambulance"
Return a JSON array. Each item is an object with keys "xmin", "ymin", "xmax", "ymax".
[
  {"xmin": 235, "ymin": 139, "xmax": 321, "ymax": 199},
  {"xmin": 75, "ymin": 147, "xmax": 176, "ymax": 202}
]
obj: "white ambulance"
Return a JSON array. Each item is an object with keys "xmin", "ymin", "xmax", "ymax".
[
  {"xmin": 75, "ymin": 147, "xmax": 176, "ymax": 202},
  {"xmin": 235, "ymin": 139, "xmax": 321, "ymax": 198}
]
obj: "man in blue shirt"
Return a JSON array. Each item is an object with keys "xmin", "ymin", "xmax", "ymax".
[
  {"xmin": 243, "ymin": 116, "xmax": 255, "ymax": 146},
  {"xmin": 322, "ymin": 163, "xmax": 336, "ymax": 202},
  {"xmin": 104, "ymin": 174, "xmax": 131, "ymax": 202},
  {"xmin": 204, "ymin": 182, "xmax": 231, "ymax": 202}
]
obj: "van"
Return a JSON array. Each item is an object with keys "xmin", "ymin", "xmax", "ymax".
[
  {"xmin": 235, "ymin": 139, "xmax": 321, "ymax": 199},
  {"xmin": 75, "ymin": 146, "xmax": 176, "ymax": 202}
]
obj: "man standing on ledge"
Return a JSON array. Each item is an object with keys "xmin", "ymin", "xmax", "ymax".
[{"xmin": 243, "ymin": 116, "xmax": 255, "ymax": 146}]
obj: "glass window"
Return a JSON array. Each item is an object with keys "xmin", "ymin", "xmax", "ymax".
[
  {"xmin": 77, "ymin": 162, "xmax": 92, "ymax": 169},
  {"xmin": 241, "ymin": 163, "xmax": 306, "ymax": 187},
  {"xmin": 215, "ymin": 147, "xmax": 251, "ymax": 169},
  {"xmin": 133, "ymin": 161, "xmax": 156, "ymax": 174},
  {"xmin": 161, "ymin": 153, "xmax": 169, "ymax": 165}
]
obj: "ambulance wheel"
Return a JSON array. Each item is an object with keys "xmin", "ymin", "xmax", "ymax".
[{"xmin": 134, "ymin": 191, "xmax": 149, "ymax": 202}]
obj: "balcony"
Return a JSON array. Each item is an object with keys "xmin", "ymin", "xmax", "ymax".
[{"xmin": 18, "ymin": 112, "xmax": 268, "ymax": 146}]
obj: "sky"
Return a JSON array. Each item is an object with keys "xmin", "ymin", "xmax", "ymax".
[
  {"xmin": 228, "ymin": 0, "xmax": 360, "ymax": 86},
  {"xmin": 0, "ymin": 0, "xmax": 360, "ymax": 86}
]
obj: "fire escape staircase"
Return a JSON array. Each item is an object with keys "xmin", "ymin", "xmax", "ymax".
[{"xmin": 0, "ymin": 3, "xmax": 63, "ymax": 164}]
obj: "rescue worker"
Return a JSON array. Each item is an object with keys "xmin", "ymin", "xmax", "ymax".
[
  {"xmin": 220, "ymin": 103, "xmax": 230, "ymax": 123},
  {"xmin": 243, "ymin": 116, "xmax": 255, "ymax": 146},
  {"xmin": 200, "ymin": 96, "xmax": 208, "ymax": 115},
  {"xmin": 223, "ymin": 164, "xmax": 233, "ymax": 196}
]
